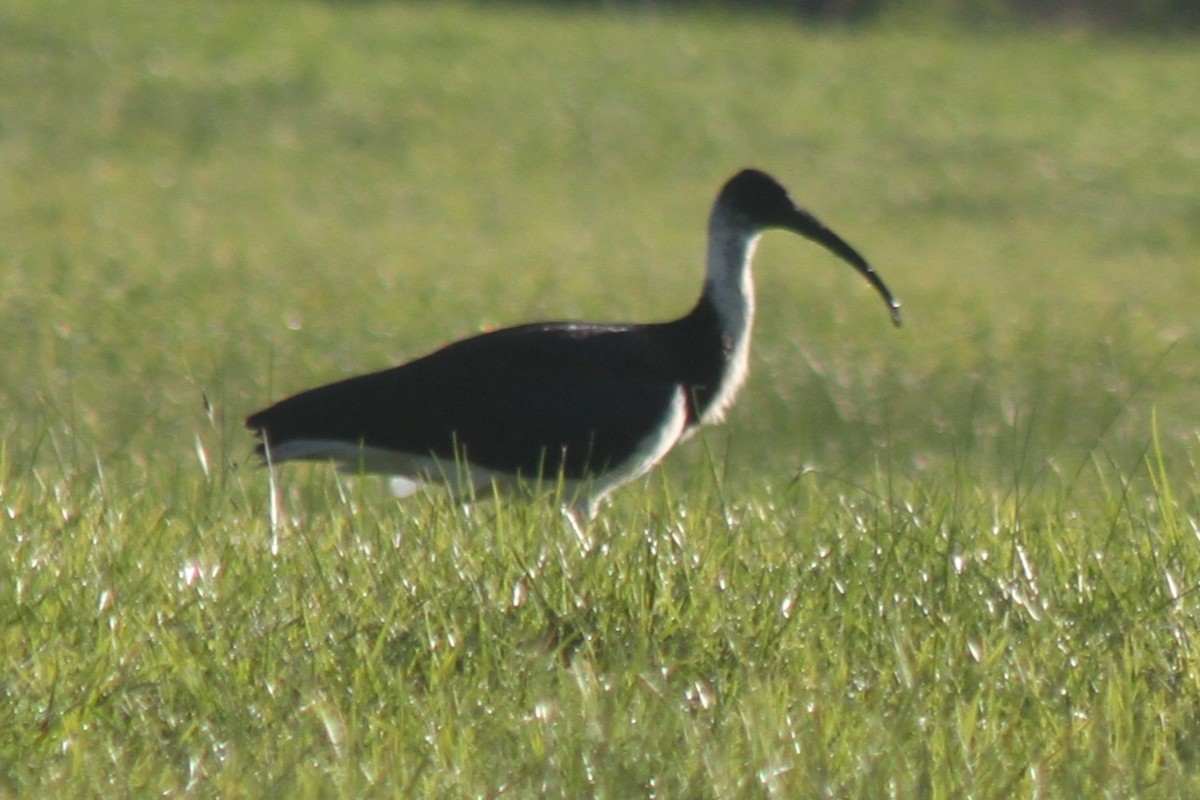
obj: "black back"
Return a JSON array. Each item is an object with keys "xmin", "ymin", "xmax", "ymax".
[{"xmin": 247, "ymin": 301, "xmax": 729, "ymax": 478}]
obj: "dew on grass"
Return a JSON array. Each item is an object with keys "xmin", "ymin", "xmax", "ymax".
[
  {"xmin": 780, "ymin": 592, "xmax": 796, "ymax": 619},
  {"xmin": 1016, "ymin": 543, "xmax": 1036, "ymax": 582},
  {"xmin": 181, "ymin": 559, "xmax": 202, "ymax": 587},
  {"xmin": 1164, "ymin": 568, "xmax": 1181, "ymax": 601},
  {"xmin": 756, "ymin": 764, "xmax": 791, "ymax": 793},
  {"xmin": 532, "ymin": 699, "xmax": 556, "ymax": 723},
  {"xmin": 194, "ymin": 434, "xmax": 209, "ymax": 478},
  {"xmin": 305, "ymin": 695, "xmax": 347, "ymax": 760},
  {"xmin": 1006, "ymin": 583, "xmax": 1044, "ymax": 622},
  {"xmin": 187, "ymin": 753, "xmax": 206, "ymax": 791},
  {"xmin": 684, "ymin": 678, "xmax": 715, "ymax": 711},
  {"xmin": 178, "ymin": 557, "xmax": 222, "ymax": 594}
]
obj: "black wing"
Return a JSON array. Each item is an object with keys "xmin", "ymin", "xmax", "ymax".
[{"xmin": 246, "ymin": 322, "xmax": 691, "ymax": 478}]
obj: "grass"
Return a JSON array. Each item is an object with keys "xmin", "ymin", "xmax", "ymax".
[{"xmin": 3, "ymin": 0, "xmax": 1200, "ymax": 795}]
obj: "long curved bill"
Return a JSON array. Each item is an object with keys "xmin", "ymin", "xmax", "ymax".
[{"xmin": 788, "ymin": 208, "xmax": 902, "ymax": 327}]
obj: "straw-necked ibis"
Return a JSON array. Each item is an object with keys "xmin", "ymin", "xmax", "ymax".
[{"xmin": 246, "ymin": 169, "xmax": 900, "ymax": 517}]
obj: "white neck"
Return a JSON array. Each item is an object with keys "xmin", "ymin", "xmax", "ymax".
[{"xmin": 698, "ymin": 213, "xmax": 762, "ymax": 425}]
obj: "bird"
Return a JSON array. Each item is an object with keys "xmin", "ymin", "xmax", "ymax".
[{"xmin": 246, "ymin": 169, "xmax": 901, "ymax": 519}]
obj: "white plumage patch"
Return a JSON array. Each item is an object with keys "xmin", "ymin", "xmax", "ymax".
[
  {"xmin": 260, "ymin": 390, "xmax": 688, "ymax": 519},
  {"xmin": 698, "ymin": 222, "xmax": 761, "ymax": 427},
  {"xmin": 262, "ymin": 439, "xmax": 512, "ymax": 501},
  {"xmin": 572, "ymin": 386, "xmax": 689, "ymax": 517}
]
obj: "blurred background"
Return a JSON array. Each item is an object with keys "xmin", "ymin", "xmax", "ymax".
[
  {"xmin": 2, "ymin": 0, "xmax": 1197, "ymax": 498},
  {"xmin": 408, "ymin": 0, "xmax": 1200, "ymax": 31}
]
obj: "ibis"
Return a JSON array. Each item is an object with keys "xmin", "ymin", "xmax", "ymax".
[{"xmin": 246, "ymin": 169, "xmax": 901, "ymax": 518}]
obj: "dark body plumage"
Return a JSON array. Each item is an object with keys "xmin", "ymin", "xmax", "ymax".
[
  {"xmin": 247, "ymin": 169, "xmax": 900, "ymax": 517},
  {"xmin": 248, "ymin": 304, "xmax": 726, "ymax": 478}
]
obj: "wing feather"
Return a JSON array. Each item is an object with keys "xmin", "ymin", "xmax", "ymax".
[{"xmin": 247, "ymin": 322, "xmax": 686, "ymax": 478}]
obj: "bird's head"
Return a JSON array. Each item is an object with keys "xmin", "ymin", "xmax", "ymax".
[{"xmin": 717, "ymin": 169, "xmax": 902, "ymax": 327}]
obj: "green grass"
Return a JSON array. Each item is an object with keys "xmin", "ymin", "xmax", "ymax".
[{"xmin": 4, "ymin": 0, "xmax": 1200, "ymax": 795}]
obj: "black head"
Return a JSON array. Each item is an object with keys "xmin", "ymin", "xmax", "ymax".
[
  {"xmin": 718, "ymin": 168, "xmax": 902, "ymax": 327},
  {"xmin": 717, "ymin": 169, "xmax": 801, "ymax": 229}
]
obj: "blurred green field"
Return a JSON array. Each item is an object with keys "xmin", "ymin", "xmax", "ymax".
[{"xmin": 3, "ymin": 0, "xmax": 1200, "ymax": 796}]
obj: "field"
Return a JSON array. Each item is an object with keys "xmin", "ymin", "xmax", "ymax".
[{"xmin": 3, "ymin": 0, "xmax": 1200, "ymax": 796}]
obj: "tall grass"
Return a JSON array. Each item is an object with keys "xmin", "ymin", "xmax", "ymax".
[{"xmin": 2, "ymin": 0, "xmax": 1199, "ymax": 795}]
